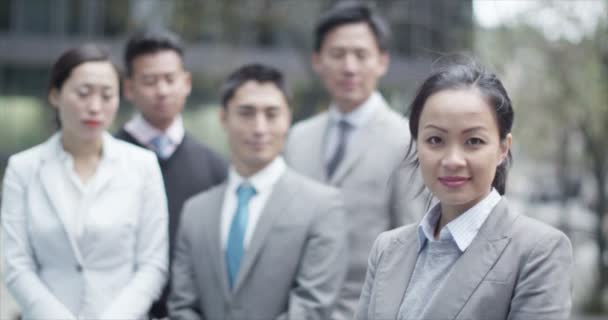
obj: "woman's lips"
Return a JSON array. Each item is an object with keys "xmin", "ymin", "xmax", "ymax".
[
  {"xmin": 82, "ymin": 120, "xmax": 102, "ymax": 128},
  {"xmin": 438, "ymin": 176, "xmax": 470, "ymax": 188}
]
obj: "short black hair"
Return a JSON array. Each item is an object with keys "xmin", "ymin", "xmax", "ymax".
[
  {"xmin": 124, "ymin": 28, "xmax": 184, "ymax": 76},
  {"xmin": 220, "ymin": 63, "xmax": 292, "ymax": 108},
  {"xmin": 314, "ymin": 1, "xmax": 390, "ymax": 52}
]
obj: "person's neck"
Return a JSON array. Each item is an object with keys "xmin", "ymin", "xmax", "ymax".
[
  {"xmin": 142, "ymin": 114, "xmax": 174, "ymax": 132},
  {"xmin": 62, "ymin": 132, "xmax": 103, "ymax": 184},
  {"xmin": 61, "ymin": 133, "xmax": 102, "ymax": 160}
]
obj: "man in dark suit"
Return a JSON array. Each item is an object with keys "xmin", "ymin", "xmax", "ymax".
[
  {"xmin": 116, "ymin": 29, "xmax": 228, "ymax": 319},
  {"xmin": 168, "ymin": 64, "xmax": 347, "ymax": 320}
]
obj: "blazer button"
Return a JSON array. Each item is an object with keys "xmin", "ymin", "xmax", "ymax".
[{"xmin": 76, "ymin": 264, "xmax": 83, "ymax": 272}]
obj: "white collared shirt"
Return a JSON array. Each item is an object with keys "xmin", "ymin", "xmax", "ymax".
[
  {"xmin": 220, "ymin": 157, "xmax": 287, "ymax": 250},
  {"xmin": 416, "ymin": 188, "xmax": 502, "ymax": 252},
  {"xmin": 323, "ymin": 91, "xmax": 381, "ymax": 163},
  {"xmin": 54, "ymin": 132, "xmax": 119, "ymax": 245},
  {"xmin": 124, "ymin": 113, "xmax": 185, "ymax": 157}
]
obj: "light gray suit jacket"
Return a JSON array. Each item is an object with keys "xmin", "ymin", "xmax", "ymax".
[
  {"xmin": 355, "ymin": 199, "xmax": 573, "ymax": 320},
  {"xmin": 168, "ymin": 168, "xmax": 348, "ymax": 320},
  {"xmin": 285, "ymin": 95, "xmax": 420, "ymax": 319}
]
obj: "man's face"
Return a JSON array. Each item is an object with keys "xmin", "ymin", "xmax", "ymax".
[
  {"xmin": 313, "ymin": 22, "xmax": 389, "ymax": 113},
  {"xmin": 124, "ymin": 50, "xmax": 191, "ymax": 130},
  {"xmin": 221, "ymin": 81, "xmax": 291, "ymax": 177}
]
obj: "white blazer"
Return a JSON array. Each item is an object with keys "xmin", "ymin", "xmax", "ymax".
[{"xmin": 1, "ymin": 132, "xmax": 168, "ymax": 319}]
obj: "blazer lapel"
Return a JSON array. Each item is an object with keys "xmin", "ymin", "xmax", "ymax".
[
  {"xmin": 232, "ymin": 171, "xmax": 296, "ymax": 293},
  {"xmin": 293, "ymin": 114, "xmax": 327, "ymax": 182},
  {"xmin": 39, "ymin": 144, "xmax": 84, "ymax": 265},
  {"xmin": 374, "ymin": 227, "xmax": 419, "ymax": 319},
  {"xmin": 420, "ymin": 200, "xmax": 515, "ymax": 320},
  {"xmin": 203, "ymin": 185, "xmax": 232, "ymax": 301},
  {"xmin": 329, "ymin": 98, "xmax": 391, "ymax": 185}
]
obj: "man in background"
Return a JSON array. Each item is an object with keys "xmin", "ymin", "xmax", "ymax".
[
  {"xmin": 169, "ymin": 64, "xmax": 347, "ymax": 320},
  {"xmin": 285, "ymin": 3, "xmax": 419, "ymax": 319},
  {"xmin": 116, "ymin": 29, "xmax": 228, "ymax": 319}
]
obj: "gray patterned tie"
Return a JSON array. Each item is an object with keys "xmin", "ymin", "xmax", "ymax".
[{"xmin": 326, "ymin": 119, "xmax": 351, "ymax": 179}]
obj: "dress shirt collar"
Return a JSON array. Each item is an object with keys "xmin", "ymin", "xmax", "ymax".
[
  {"xmin": 417, "ymin": 188, "xmax": 502, "ymax": 252},
  {"xmin": 226, "ymin": 156, "xmax": 286, "ymax": 196},
  {"xmin": 124, "ymin": 113, "xmax": 185, "ymax": 146},
  {"xmin": 328, "ymin": 91, "xmax": 380, "ymax": 129},
  {"xmin": 51, "ymin": 131, "xmax": 120, "ymax": 163}
]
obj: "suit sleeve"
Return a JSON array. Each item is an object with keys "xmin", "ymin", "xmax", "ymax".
[
  {"xmin": 1, "ymin": 158, "xmax": 77, "ymax": 319},
  {"xmin": 388, "ymin": 163, "xmax": 422, "ymax": 228},
  {"xmin": 101, "ymin": 154, "xmax": 169, "ymax": 319},
  {"xmin": 275, "ymin": 189, "xmax": 348, "ymax": 320},
  {"xmin": 354, "ymin": 231, "xmax": 385, "ymax": 320},
  {"xmin": 508, "ymin": 229, "xmax": 573, "ymax": 320},
  {"xmin": 167, "ymin": 200, "xmax": 204, "ymax": 320}
]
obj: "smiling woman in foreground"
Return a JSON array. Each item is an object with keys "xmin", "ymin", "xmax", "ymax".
[{"xmin": 355, "ymin": 62, "xmax": 573, "ymax": 320}]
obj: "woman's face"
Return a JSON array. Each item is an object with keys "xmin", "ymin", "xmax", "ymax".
[
  {"xmin": 416, "ymin": 88, "xmax": 511, "ymax": 215},
  {"xmin": 49, "ymin": 61, "xmax": 119, "ymax": 143}
]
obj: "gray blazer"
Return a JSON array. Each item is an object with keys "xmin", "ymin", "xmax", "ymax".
[
  {"xmin": 285, "ymin": 95, "xmax": 420, "ymax": 319},
  {"xmin": 355, "ymin": 199, "xmax": 573, "ymax": 320},
  {"xmin": 168, "ymin": 168, "xmax": 348, "ymax": 320}
]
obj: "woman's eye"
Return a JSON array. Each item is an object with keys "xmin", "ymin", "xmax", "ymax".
[
  {"xmin": 426, "ymin": 136, "xmax": 442, "ymax": 144},
  {"xmin": 466, "ymin": 137, "xmax": 485, "ymax": 145},
  {"xmin": 77, "ymin": 90, "xmax": 90, "ymax": 98}
]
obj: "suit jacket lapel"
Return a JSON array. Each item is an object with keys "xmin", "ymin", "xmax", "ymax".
[
  {"xmin": 420, "ymin": 200, "xmax": 515, "ymax": 320},
  {"xmin": 293, "ymin": 114, "xmax": 327, "ymax": 182},
  {"xmin": 201, "ymin": 184, "xmax": 232, "ymax": 301},
  {"xmin": 39, "ymin": 141, "xmax": 84, "ymax": 265},
  {"xmin": 374, "ymin": 227, "xmax": 419, "ymax": 319},
  {"xmin": 329, "ymin": 98, "xmax": 390, "ymax": 185},
  {"xmin": 232, "ymin": 170, "xmax": 296, "ymax": 293}
]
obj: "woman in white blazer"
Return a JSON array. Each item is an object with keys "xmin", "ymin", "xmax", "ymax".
[
  {"xmin": 355, "ymin": 62, "xmax": 573, "ymax": 320},
  {"xmin": 1, "ymin": 44, "xmax": 168, "ymax": 319}
]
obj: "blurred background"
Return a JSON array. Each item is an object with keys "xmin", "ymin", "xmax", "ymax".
[{"xmin": 0, "ymin": 0, "xmax": 606, "ymax": 319}]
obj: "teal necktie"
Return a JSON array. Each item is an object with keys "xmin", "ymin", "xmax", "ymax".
[{"xmin": 226, "ymin": 182, "xmax": 257, "ymax": 289}]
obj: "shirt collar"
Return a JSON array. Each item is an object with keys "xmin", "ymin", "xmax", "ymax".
[
  {"xmin": 416, "ymin": 189, "xmax": 502, "ymax": 252},
  {"xmin": 124, "ymin": 113, "xmax": 185, "ymax": 146},
  {"xmin": 328, "ymin": 91, "xmax": 380, "ymax": 129},
  {"xmin": 227, "ymin": 156, "xmax": 286, "ymax": 196},
  {"xmin": 54, "ymin": 131, "xmax": 120, "ymax": 163}
]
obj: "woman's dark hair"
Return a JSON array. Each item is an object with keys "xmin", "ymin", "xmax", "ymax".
[
  {"xmin": 406, "ymin": 60, "xmax": 514, "ymax": 195},
  {"xmin": 48, "ymin": 44, "xmax": 119, "ymax": 128}
]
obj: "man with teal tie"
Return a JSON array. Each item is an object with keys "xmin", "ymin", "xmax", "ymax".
[{"xmin": 168, "ymin": 64, "xmax": 348, "ymax": 320}]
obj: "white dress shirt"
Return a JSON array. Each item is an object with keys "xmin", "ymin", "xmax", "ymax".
[
  {"xmin": 220, "ymin": 157, "xmax": 287, "ymax": 250},
  {"xmin": 324, "ymin": 91, "xmax": 380, "ymax": 163},
  {"xmin": 124, "ymin": 113, "xmax": 185, "ymax": 157},
  {"xmin": 417, "ymin": 188, "xmax": 502, "ymax": 252}
]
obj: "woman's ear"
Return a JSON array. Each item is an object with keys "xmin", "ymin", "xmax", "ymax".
[
  {"xmin": 48, "ymin": 89, "xmax": 60, "ymax": 109},
  {"xmin": 498, "ymin": 133, "xmax": 513, "ymax": 166}
]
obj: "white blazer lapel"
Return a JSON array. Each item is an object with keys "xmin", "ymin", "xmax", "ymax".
[{"xmin": 38, "ymin": 139, "xmax": 84, "ymax": 265}]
